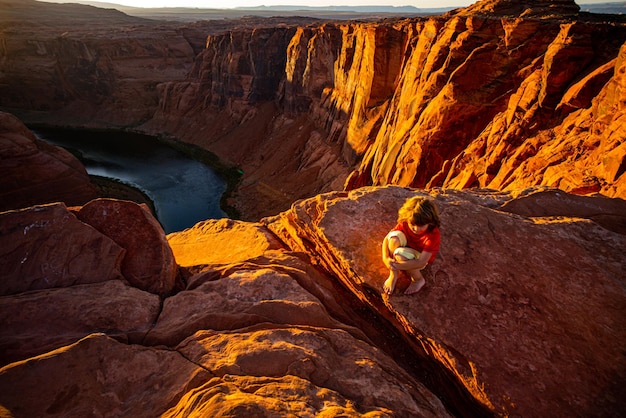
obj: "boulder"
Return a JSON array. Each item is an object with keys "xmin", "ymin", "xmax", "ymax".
[
  {"xmin": 76, "ymin": 199, "xmax": 178, "ymax": 297},
  {"xmin": 152, "ymin": 219, "xmax": 366, "ymax": 347},
  {"xmin": 166, "ymin": 218, "xmax": 283, "ymax": 268},
  {"xmin": 265, "ymin": 185, "xmax": 626, "ymax": 417},
  {"xmin": 0, "ymin": 202, "xmax": 124, "ymax": 296},
  {"xmin": 167, "ymin": 216, "xmax": 376, "ymax": 336},
  {"xmin": 0, "ymin": 333, "xmax": 212, "ymax": 417},
  {"xmin": 172, "ymin": 327, "xmax": 451, "ymax": 417},
  {"xmin": 0, "ymin": 280, "xmax": 160, "ymax": 367},
  {"xmin": 144, "ymin": 260, "xmax": 363, "ymax": 348}
]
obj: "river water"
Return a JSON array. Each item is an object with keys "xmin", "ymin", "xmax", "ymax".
[{"xmin": 34, "ymin": 129, "xmax": 227, "ymax": 233}]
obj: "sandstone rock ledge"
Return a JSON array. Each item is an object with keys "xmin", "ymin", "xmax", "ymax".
[
  {"xmin": 1, "ymin": 185, "xmax": 624, "ymax": 417},
  {"xmin": 264, "ymin": 186, "xmax": 626, "ymax": 417},
  {"xmin": 0, "ymin": 201, "xmax": 451, "ymax": 417}
]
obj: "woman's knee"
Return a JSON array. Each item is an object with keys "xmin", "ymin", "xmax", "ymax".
[
  {"xmin": 394, "ymin": 253, "xmax": 409, "ymax": 262},
  {"xmin": 393, "ymin": 247, "xmax": 417, "ymax": 260},
  {"xmin": 388, "ymin": 236, "xmax": 402, "ymax": 251}
]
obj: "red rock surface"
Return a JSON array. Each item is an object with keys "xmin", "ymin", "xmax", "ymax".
[
  {"xmin": 441, "ymin": 28, "xmax": 626, "ymax": 198},
  {"xmin": 1, "ymin": 145, "xmax": 624, "ymax": 415},
  {"xmin": 0, "ymin": 200, "xmax": 453, "ymax": 417},
  {"xmin": 0, "ymin": 334, "xmax": 212, "ymax": 417},
  {"xmin": 76, "ymin": 199, "xmax": 177, "ymax": 297},
  {"xmin": 265, "ymin": 186, "xmax": 626, "ymax": 417},
  {"xmin": 5, "ymin": 0, "xmax": 625, "ymax": 219},
  {"xmin": 0, "ymin": 202, "xmax": 125, "ymax": 296},
  {"xmin": 0, "ymin": 112, "xmax": 98, "ymax": 211},
  {"xmin": 0, "ymin": 280, "xmax": 160, "ymax": 367},
  {"xmin": 166, "ymin": 218, "xmax": 284, "ymax": 268},
  {"xmin": 175, "ymin": 327, "xmax": 445, "ymax": 417}
]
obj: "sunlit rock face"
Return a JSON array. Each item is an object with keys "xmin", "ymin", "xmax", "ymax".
[
  {"xmin": 344, "ymin": 3, "xmax": 626, "ymax": 199},
  {"xmin": 2, "ymin": 0, "xmax": 625, "ymax": 220},
  {"xmin": 1, "ymin": 178, "xmax": 624, "ymax": 416},
  {"xmin": 438, "ymin": 23, "xmax": 626, "ymax": 198},
  {"xmin": 265, "ymin": 186, "xmax": 626, "ymax": 417},
  {"xmin": 149, "ymin": 1, "xmax": 626, "ymax": 217},
  {"xmin": 0, "ymin": 198, "xmax": 453, "ymax": 417}
]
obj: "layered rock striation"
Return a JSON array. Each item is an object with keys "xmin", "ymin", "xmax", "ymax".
[{"xmin": 2, "ymin": 0, "xmax": 625, "ymax": 219}]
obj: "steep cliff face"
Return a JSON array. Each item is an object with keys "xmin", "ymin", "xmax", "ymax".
[
  {"xmin": 331, "ymin": 2, "xmax": 626, "ymax": 198},
  {"xmin": 151, "ymin": 0, "xmax": 626, "ymax": 213},
  {"xmin": 249, "ymin": 0, "xmax": 626, "ymax": 205},
  {"xmin": 145, "ymin": 25, "xmax": 353, "ymax": 219},
  {"xmin": 1, "ymin": 0, "xmax": 625, "ymax": 219},
  {"xmin": 0, "ymin": 0, "xmax": 195, "ymax": 126}
]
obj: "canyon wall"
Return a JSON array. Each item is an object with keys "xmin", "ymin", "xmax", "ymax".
[
  {"xmin": 2, "ymin": 3, "xmax": 626, "ymax": 414},
  {"xmin": 1, "ymin": 0, "xmax": 625, "ymax": 220},
  {"xmin": 1, "ymin": 115, "xmax": 625, "ymax": 416}
]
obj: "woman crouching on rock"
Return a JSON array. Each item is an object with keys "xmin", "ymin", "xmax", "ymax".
[{"xmin": 382, "ymin": 196, "xmax": 441, "ymax": 295}]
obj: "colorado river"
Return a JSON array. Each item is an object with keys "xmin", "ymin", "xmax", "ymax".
[{"xmin": 34, "ymin": 128, "xmax": 227, "ymax": 233}]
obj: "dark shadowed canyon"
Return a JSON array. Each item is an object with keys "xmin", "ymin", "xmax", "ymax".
[{"xmin": 1, "ymin": 0, "xmax": 625, "ymax": 416}]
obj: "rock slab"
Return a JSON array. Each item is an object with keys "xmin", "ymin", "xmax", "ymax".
[{"xmin": 265, "ymin": 186, "xmax": 626, "ymax": 417}]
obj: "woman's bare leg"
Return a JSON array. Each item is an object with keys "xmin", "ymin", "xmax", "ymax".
[
  {"xmin": 404, "ymin": 269, "xmax": 426, "ymax": 295},
  {"xmin": 383, "ymin": 270, "xmax": 399, "ymax": 295},
  {"xmin": 383, "ymin": 236, "xmax": 403, "ymax": 294}
]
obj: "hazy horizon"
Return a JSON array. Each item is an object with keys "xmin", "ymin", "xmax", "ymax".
[{"xmin": 36, "ymin": 0, "xmax": 624, "ymax": 10}]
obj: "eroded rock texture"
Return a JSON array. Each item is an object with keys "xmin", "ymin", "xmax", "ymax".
[
  {"xmin": 2, "ymin": 0, "xmax": 625, "ymax": 219},
  {"xmin": 265, "ymin": 186, "xmax": 626, "ymax": 417},
  {"xmin": 0, "ymin": 202, "xmax": 125, "ymax": 296},
  {"xmin": 0, "ymin": 199, "xmax": 452, "ymax": 417},
  {"xmin": 1, "ymin": 182, "xmax": 624, "ymax": 417},
  {"xmin": 75, "ymin": 199, "xmax": 177, "ymax": 297}
]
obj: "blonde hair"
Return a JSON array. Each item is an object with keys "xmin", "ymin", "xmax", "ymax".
[{"xmin": 397, "ymin": 196, "xmax": 440, "ymax": 230}]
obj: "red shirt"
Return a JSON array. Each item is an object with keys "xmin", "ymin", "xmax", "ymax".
[{"xmin": 393, "ymin": 221, "xmax": 441, "ymax": 264}]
